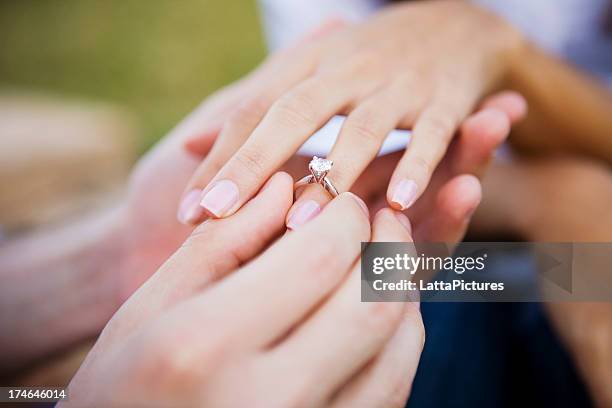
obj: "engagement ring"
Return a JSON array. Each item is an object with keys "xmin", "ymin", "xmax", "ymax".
[{"xmin": 294, "ymin": 156, "xmax": 339, "ymax": 198}]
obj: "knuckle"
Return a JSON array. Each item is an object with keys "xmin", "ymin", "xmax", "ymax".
[
  {"xmin": 307, "ymin": 236, "xmax": 350, "ymax": 277},
  {"xmin": 141, "ymin": 338, "xmax": 201, "ymax": 384},
  {"xmin": 232, "ymin": 145, "xmax": 268, "ymax": 181},
  {"xmin": 228, "ymin": 96, "xmax": 270, "ymax": 129},
  {"xmin": 349, "ymin": 50, "xmax": 380, "ymax": 73},
  {"xmin": 411, "ymin": 155, "xmax": 434, "ymax": 179},
  {"xmin": 271, "ymin": 89, "xmax": 319, "ymax": 128},
  {"xmin": 359, "ymin": 301, "xmax": 404, "ymax": 335},
  {"xmin": 346, "ymin": 111, "xmax": 382, "ymax": 147},
  {"xmin": 395, "ymin": 70, "xmax": 425, "ymax": 89},
  {"xmin": 156, "ymin": 351, "xmax": 196, "ymax": 380},
  {"xmin": 425, "ymin": 114, "xmax": 454, "ymax": 141}
]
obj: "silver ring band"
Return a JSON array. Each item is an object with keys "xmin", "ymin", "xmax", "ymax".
[{"xmin": 294, "ymin": 157, "xmax": 339, "ymax": 198}]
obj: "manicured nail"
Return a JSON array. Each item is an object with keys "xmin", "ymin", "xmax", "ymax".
[
  {"xmin": 394, "ymin": 212, "xmax": 412, "ymax": 234},
  {"xmin": 177, "ymin": 189, "xmax": 204, "ymax": 224},
  {"xmin": 391, "ymin": 179, "xmax": 418, "ymax": 210},
  {"xmin": 348, "ymin": 193, "xmax": 369, "ymax": 217},
  {"xmin": 286, "ymin": 200, "xmax": 321, "ymax": 230},
  {"xmin": 199, "ymin": 180, "xmax": 239, "ymax": 218}
]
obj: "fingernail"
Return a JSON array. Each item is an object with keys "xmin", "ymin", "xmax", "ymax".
[
  {"xmin": 286, "ymin": 200, "xmax": 321, "ymax": 230},
  {"xmin": 177, "ymin": 189, "xmax": 204, "ymax": 224},
  {"xmin": 348, "ymin": 193, "xmax": 369, "ymax": 217},
  {"xmin": 199, "ymin": 180, "xmax": 239, "ymax": 218},
  {"xmin": 391, "ymin": 179, "xmax": 418, "ymax": 210},
  {"xmin": 394, "ymin": 212, "xmax": 412, "ymax": 234}
]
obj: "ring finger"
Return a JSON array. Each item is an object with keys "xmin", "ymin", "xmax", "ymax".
[
  {"xmin": 287, "ymin": 76, "xmax": 427, "ymax": 229},
  {"xmin": 191, "ymin": 55, "xmax": 381, "ymax": 220}
]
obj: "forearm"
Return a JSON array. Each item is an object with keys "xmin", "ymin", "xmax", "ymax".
[
  {"xmin": 505, "ymin": 42, "xmax": 612, "ymax": 162},
  {"xmin": 0, "ymin": 208, "xmax": 124, "ymax": 373}
]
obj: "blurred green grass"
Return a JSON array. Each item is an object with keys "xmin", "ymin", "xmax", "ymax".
[{"xmin": 0, "ymin": 0, "xmax": 266, "ymax": 152}]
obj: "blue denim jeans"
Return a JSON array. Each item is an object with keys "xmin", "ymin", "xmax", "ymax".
[{"xmin": 407, "ymin": 301, "xmax": 593, "ymax": 408}]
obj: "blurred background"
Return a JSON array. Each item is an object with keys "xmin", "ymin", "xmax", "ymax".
[
  {"xmin": 0, "ymin": 0, "xmax": 265, "ymax": 236},
  {"xmin": 0, "ymin": 0, "xmax": 265, "ymax": 150}
]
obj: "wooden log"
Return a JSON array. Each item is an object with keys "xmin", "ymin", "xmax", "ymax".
[{"xmin": 0, "ymin": 94, "xmax": 138, "ymax": 237}]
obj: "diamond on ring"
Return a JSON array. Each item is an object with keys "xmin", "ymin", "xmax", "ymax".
[
  {"xmin": 309, "ymin": 156, "xmax": 333, "ymax": 182},
  {"xmin": 294, "ymin": 156, "xmax": 339, "ymax": 198}
]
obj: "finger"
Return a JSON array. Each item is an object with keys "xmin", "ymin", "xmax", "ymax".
[
  {"xmin": 451, "ymin": 107, "xmax": 510, "ymax": 177},
  {"xmin": 185, "ymin": 18, "xmax": 347, "ymax": 156},
  {"xmin": 177, "ymin": 50, "xmax": 321, "ymax": 224},
  {"xmin": 287, "ymin": 77, "xmax": 424, "ymax": 230},
  {"xmin": 183, "ymin": 126, "xmax": 222, "ymax": 158},
  {"xmin": 155, "ymin": 192, "xmax": 370, "ymax": 352},
  {"xmin": 445, "ymin": 90, "xmax": 526, "ymax": 178},
  {"xmin": 331, "ymin": 302, "xmax": 423, "ymax": 408},
  {"xmin": 287, "ymin": 152, "xmax": 401, "ymax": 230},
  {"xmin": 119, "ymin": 172, "xmax": 294, "ymax": 331},
  {"xmin": 481, "ymin": 90, "xmax": 527, "ymax": 124},
  {"xmin": 387, "ymin": 99, "xmax": 467, "ymax": 211},
  {"xmin": 413, "ymin": 174, "xmax": 482, "ymax": 243},
  {"xmin": 178, "ymin": 95, "xmax": 277, "ymax": 224},
  {"xmin": 266, "ymin": 209, "xmax": 413, "ymax": 406},
  {"xmin": 286, "ymin": 152, "xmax": 399, "ymax": 231},
  {"xmin": 405, "ymin": 96, "xmax": 515, "ymax": 224},
  {"xmin": 195, "ymin": 55, "xmax": 380, "ymax": 220}
]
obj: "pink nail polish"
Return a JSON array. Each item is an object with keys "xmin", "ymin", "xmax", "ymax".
[
  {"xmin": 177, "ymin": 189, "xmax": 204, "ymax": 224},
  {"xmin": 287, "ymin": 200, "xmax": 321, "ymax": 230},
  {"xmin": 199, "ymin": 180, "xmax": 239, "ymax": 218},
  {"xmin": 391, "ymin": 179, "xmax": 418, "ymax": 210}
]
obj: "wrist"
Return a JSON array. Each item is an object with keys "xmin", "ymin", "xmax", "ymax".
[
  {"xmin": 495, "ymin": 16, "xmax": 529, "ymax": 92},
  {"xmin": 36, "ymin": 206, "xmax": 127, "ymax": 344},
  {"xmin": 0, "ymin": 206, "xmax": 126, "ymax": 371}
]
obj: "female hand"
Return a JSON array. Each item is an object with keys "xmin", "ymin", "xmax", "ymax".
[
  {"xmin": 176, "ymin": 0, "xmax": 523, "ymax": 225},
  {"xmin": 281, "ymin": 91, "xmax": 527, "ymax": 235},
  {"xmin": 65, "ymin": 173, "xmax": 424, "ymax": 407}
]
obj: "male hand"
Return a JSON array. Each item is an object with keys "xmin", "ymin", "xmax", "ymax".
[{"xmin": 66, "ymin": 174, "xmax": 424, "ymax": 408}]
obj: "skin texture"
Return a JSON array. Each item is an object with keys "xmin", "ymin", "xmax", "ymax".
[
  {"xmin": 0, "ymin": 80, "xmax": 521, "ymax": 376},
  {"xmin": 185, "ymin": 91, "xmax": 526, "ymax": 239},
  {"xmin": 0, "ymin": 7, "xmax": 526, "ymax": 384},
  {"xmin": 63, "ymin": 176, "xmax": 425, "ymax": 408},
  {"xmin": 176, "ymin": 0, "xmax": 524, "ymax": 225},
  {"xmin": 4, "ymin": 0, "xmax": 612, "ymax": 402}
]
